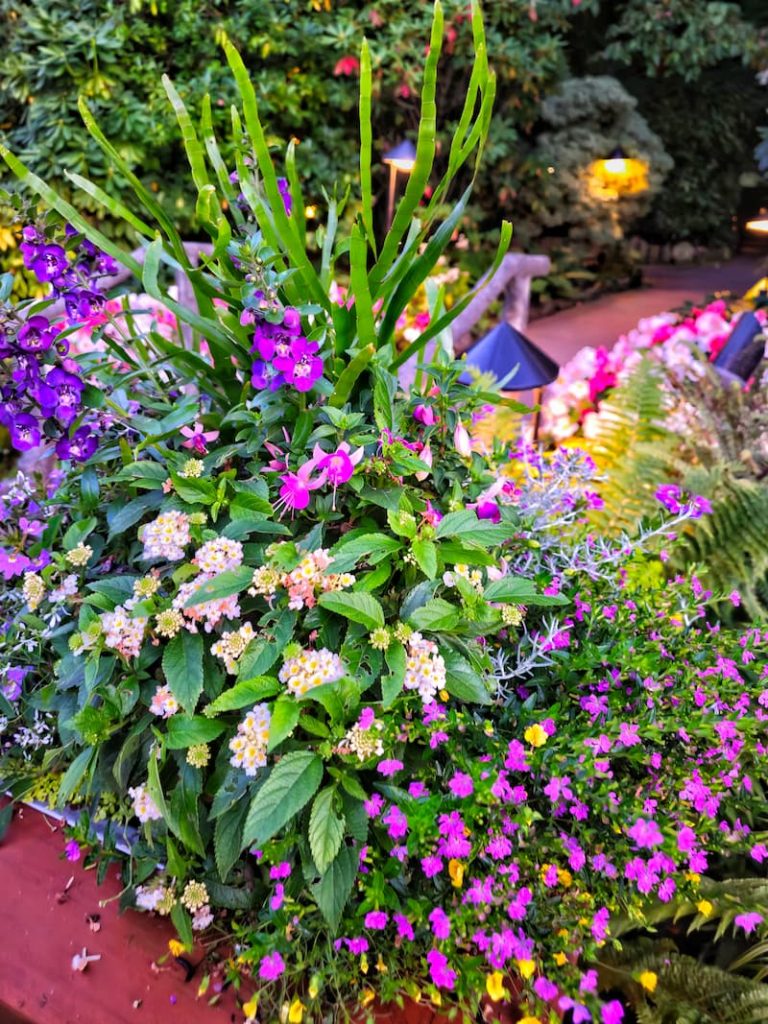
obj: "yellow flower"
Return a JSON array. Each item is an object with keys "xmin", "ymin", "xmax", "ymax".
[
  {"xmin": 524, "ymin": 724, "xmax": 547, "ymax": 748},
  {"xmin": 376, "ymin": 954, "xmax": 388, "ymax": 974},
  {"xmin": 519, "ymin": 1018, "xmax": 543, "ymax": 1024},
  {"xmin": 308, "ymin": 975, "xmax": 321, "ymax": 999},
  {"xmin": 242, "ymin": 996, "xmax": 258, "ymax": 1021},
  {"xmin": 557, "ymin": 868, "xmax": 573, "ymax": 888},
  {"xmin": 516, "ymin": 958, "xmax": 535, "ymax": 979},
  {"xmin": 685, "ymin": 871, "xmax": 701, "ymax": 885},
  {"xmin": 486, "ymin": 972, "xmax": 506, "ymax": 1002},
  {"xmin": 288, "ymin": 998, "xmax": 305, "ymax": 1023},
  {"xmin": 360, "ymin": 953, "xmax": 369, "ymax": 975},
  {"xmin": 697, "ymin": 899, "xmax": 714, "ymax": 917},
  {"xmin": 430, "ymin": 991, "xmax": 442, "ymax": 1007},
  {"xmin": 638, "ymin": 971, "xmax": 658, "ymax": 993},
  {"xmin": 360, "ymin": 988, "xmax": 376, "ymax": 1007},
  {"xmin": 439, "ymin": 689, "xmax": 449, "ymax": 702},
  {"xmin": 168, "ymin": 939, "xmax": 186, "ymax": 957},
  {"xmin": 554, "ymin": 952, "xmax": 568, "ymax": 967},
  {"xmin": 448, "ymin": 859, "xmax": 465, "ymax": 887}
]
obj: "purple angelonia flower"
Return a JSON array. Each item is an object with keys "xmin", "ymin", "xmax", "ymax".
[
  {"xmin": 272, "ymin": 336, "xmax": 323, "ymax": 392},
  {"xmin": 16, "ymin": 316, "xmax": 57, "ymax": 353},
  {"xmin": 9, "ymin": 413, "xmax": 41, "ymax": 451},
  {"xmin": 55, "ymin": 425, "xmax": 98, "ymax": 463},
  {"xmin": 277, "ymin": 177, "xmax": 292, "ymax": 217},
  {"xmin": 22, "ymin": 242, "xmax": 69, "ymax": 283}
]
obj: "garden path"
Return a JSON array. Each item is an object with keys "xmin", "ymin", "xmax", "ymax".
[{"xmin": 526, "ymin": 254, "xmax": 766, "ymax": 366}]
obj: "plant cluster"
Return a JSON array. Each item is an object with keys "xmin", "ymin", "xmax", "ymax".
[{"xmin": 1, "ymin": 8, "xmax": 768, "ymax": 1023}]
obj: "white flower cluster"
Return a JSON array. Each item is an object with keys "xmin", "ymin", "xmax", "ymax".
[
  {"xmin": 141, "ymin": 510, "xmax": 191, "ymax": 561},
  {"xmin": 149, "ymin": 685, "xmax": 179, "ymax": 718},
  {"xmin": 128, "ymin": 784, "xmax": 163, "ymax": 823},
  {"xmin": 229, "ymin": 703, "xmax": 271, "ymax": 776},
  {"xmin": 343, "ymin": 720, "xmax": 385, "ymax": 761},
  {"xmin": 193, "ymin": 537, "xmax": 243, "ymax": 575},
  {"xmin": 173, "ymin": 574, "xmax": 240, "ymax": 633},
  {"xmin": 211, "ymin": 622, "xmax": 256, "ymax": 673},
  {"xmin": 442, "ymin": 563, "xmax": 483, "ymax": 592},
  {"xmin": 101, "ymin": 602, "xmax": 147, "ymax": 659},
  {"xmin": 404, "ymin": 632, "xmax": 446, "ymax": 705},
  {"xmin": 278, "ymin": 647, "xmax": 345, "ymax": 697}
]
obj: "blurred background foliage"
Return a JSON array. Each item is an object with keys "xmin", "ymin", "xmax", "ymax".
[{"xmin": 0, "ymin": 0, "xmax": 767, "ymax": 305}]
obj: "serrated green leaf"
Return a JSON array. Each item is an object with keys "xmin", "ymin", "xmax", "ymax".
[
  {"xmin": 242, "ymin": 751, "xmax": 323, "ymax": 847},
  {"xmin": 183, "ymin": 565, "xmax": 254, "ymax": 607},
  {"xmin": 408, "ymin": 597, "xmax": 459, "ymax": 632},
  {"xmin": 206, "ymin": 676, "xmax": 280, "ymax": 715},
  {"xmin": 309, "ymin": 786, "xmax": 345, "ymax": 875},
  {"xmin": 309, "ymin": 844, "xmax": 357, "ymax": 933},
  {"xmin": 215, "ymin": 799, "xmax": 248, "ymax": 882},
  {"xmin": 318, "ymin": 591, "xmax": 384, "ymax": 630},
  {"xmin": 165, "ymin": 715, "xmax": 226, "ymax": 749},
  {"xmin": 483, "ymin": 576, "xmax": 570, "ymax": 606},
  {"xmin": 442, "ymin": 648, "xmax": 492, "ymax": 704},
  {"xmin": 412, "ymin": 537, "xmax": 438, "ymax": 579},
  {"xmin": 162, "ymin": 631, "xmax": 204, "ymax": 714},
  {"xmin": 267, "ymin": 696, "xmax": 300, "ymax": 752}
]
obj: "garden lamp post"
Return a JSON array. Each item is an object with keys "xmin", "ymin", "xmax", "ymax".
[
  {"xmin": 588, "ymin": 146, "xmax": 649, "ymax": 239},
  {"xmin": 383, "ymin": 140, "xmax": 417, "ymax": 231},
  {"xmin": 459, "ymin": 321, "xmax": 559, "ymax": 440}
]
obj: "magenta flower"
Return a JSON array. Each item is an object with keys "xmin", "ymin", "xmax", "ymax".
[
  {"xmin": 64, "ymin": 839, "xmax": 81, "ymax": 862},
  {"xmin": 735, "ymin": 912, "xmax": 764, "ymax": 934},
  {"xmin": 180, "ymin": 420, "xmax": 219, "ymax": 455},
  {"xmin": 258, "ymin": 951, "xmax": 285, "ymax": 980},
  {"xmin": 476, "ymin": 500, "xmax": 501, "ymax": 523},
  {"xmin": 382, "ymin": 804, "xmax": 408, "ymax": 840},
  {"xmin": 421, "ymin": 855, "xmax": 444, "ymax": 878},
  {"xmin": 377, "ymin": 758, "xmax": 403, "ymax": 777},
  {"xmin": 601, "ymin": 999, "xmax": 625, "ymax": 1024},
  {"xmin": 413, "ymin": 404, "xmax": 437, "ymax": 426},
  {"xmin": 269, "ymin": 861, "xmax": 292, "ymax": 880},
  {"xmin": 394, "ymin": 914, "xmax": 415, "ymax": 941},
  {"xmin": 277, "ymin": 459, "xmax": 327, "ymax": 514},
  {"xmin": 627, "ymin": 818, "xmax": 664, "ymax": 849},
  {"xmin": 269, "ymin": 883, "xmax": 285, "ymax": 911},
  {"xmin": 364, "ymin": 910, "xmax": 388, "ymax": 930},
  {"xmin": 447, "ymin": 772, "xmax": 474, "ymax": 798},
  {"xmin": 314, "ymin": 442, "xmax": 364, "ymax": 487},
  {"xmin": 426, "ymin": 949, "xmax": 456, "ymax": 990},
  {"xmin": 429, "ymin": 907, "xmax": 451, "ymax": 939},
  {"xmin": 273, "ymin": 336, "xmax": 323, "ymax": 392}
]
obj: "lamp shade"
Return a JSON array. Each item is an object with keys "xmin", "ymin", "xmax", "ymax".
[
  {"xmin": 713, "ymin": 312, "xmax": 766, "ymax": 381},
  {"xmin": 459, "ymin": 322, "xmax": 559, "ymax": 390},
  {"xmin": 382, "ymin": 140, "xmax": 417, "ymax": 171}
]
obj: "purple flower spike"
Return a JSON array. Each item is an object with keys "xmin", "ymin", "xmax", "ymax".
[
  {"xmin": 17, "ymin": 316, "xmax": 57, "ymax": 353},
  {"xmin": 55, "ymin": 425, "xmax": 98, "ymax": 463},
  {"xmin": 273, "ymin": 336, "xmax": 323, "ymax": 392}
]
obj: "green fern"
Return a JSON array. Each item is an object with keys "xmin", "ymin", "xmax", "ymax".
[
  {"xmin": 583, "ymin": 356, "xmax": 768, "ymax": 618},
  {"xmin": 600, "ymin": 943, "xmax": 768, "ymax": 1024}
]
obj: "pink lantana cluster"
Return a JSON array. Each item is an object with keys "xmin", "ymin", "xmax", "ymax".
[
  {"xmin": 251, "ymin": 548, "xmax": 355, "ymax": 610},
  {"xmin": 141, "ymin": 510, "xmax": 191, "ymax": 562}
]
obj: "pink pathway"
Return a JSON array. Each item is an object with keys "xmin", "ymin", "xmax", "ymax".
[{"xmin": 526, "ymin": 255, "xmax": 767, "ymax": 366}]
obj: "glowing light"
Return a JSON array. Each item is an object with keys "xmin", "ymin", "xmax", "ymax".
[
  {"xmin": 587, "ymin": 147, "xmax": 649, "ymax": 200},
  {"xmin": 304, "ymin": 204, "xmax": 318, "ymax": 219},
  {"xmin": 745, "ymin": 218, "xmax": 768, "ymax": 235}
]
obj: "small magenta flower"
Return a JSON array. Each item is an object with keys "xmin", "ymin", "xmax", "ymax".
[
  {"xmin": 447, "ymin": 772, "xmax": 474, "ymax": 798},
  {"xmin": 735, "ymin": 912, "xmax": 764, "ymax": 934},
  {"xmin": 476, "ymin": 500, "xmax": 501, "ymax": 523},
  {"xmin": 364, "ymin": 910, "xmax": 388, "ymax": 930},
  {"xmin": 413, "ymin": 404, "xmax": 437, "ymax": 426},
  {"xmin": 258, "ymin": 951, "xmax": 286, "ymax": 980},
  {"xmin": 426, "ymin": 949, "xmax": 456, "ymax": 990},
  {"xmin": 64, "ymin": 839, "xmax": 81, "ymax": 862},
  {"xmin": 277, "ymin": 461, "xmax": 327, "ymax": 514},
  {"xmin": 377, "ymin": 758, "xmax": 404, "ymax": 777},
  {"xmin": 273, "ymin": 336, "xmax": 323, "ymax": 392},
  {"xmin": 180, "ymin": 421, "xmax": 219, "ymax": 455}
]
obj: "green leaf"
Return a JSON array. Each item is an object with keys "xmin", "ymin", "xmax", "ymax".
[
  {"xmin": 183, "ymin": 566, "xmax": 254, "ymax": 607},
  {"xmin": 439, "ymin": 540, "xmax": 496, "ymax": 566},
  {"xmin": 62, "ymin": 517, "xmax": 98, "ymax": 552},
  {"xmin": 442, "ymin": 648, "xmax": 491, "ymax": 704},
  {"xmin": 382, "ymin": 642, "xmax": 407, "ymax": 708},
  {"xmin": 309, "ymin": 786, "xmax": 345, "ymax": 875},
  {"xmin": 483, "ymin": 576, "xmax": 570, "ymax": 606},
  {"xmin": 165, "ymin": 715, "xmax": 226, "ymax": 749},
  {"xmin": 358, "ymin": 37, "xmax": 376, "ymax": 254},
  {"xmin": 408, "ymin": 597, "xmax": 460, "ymax": 632},
  {"xmin": 310, "ymin": 844, "xmax": 357, "ymax": 933},
  {"xmin": 205, "ymin": 676, "xmax": 280, "ymax": 715},
  {"xmin": 435, "ymin": 509, "xmax": 513, "ymax": 546},
  {"xmin": 57, "ymin": 747, "xmax": 94, "ymax": 806},
  {"xmin": 170, "ymin": 474, "xmax": 217, "ymax": 505},
  {"xmin": 215, "ymin": 799, "xmax": 248, "ymax": 882},
  {"xmin": 318, "ymin": 591, "xmax": 384, "ymax": 630},
  {"xmin": 242, "ymin": 751, "xmax": 323, "ymax": 847},
  {"xmin": 0, "ymin": 802, "xmax": 13, "ymax": 842},
  {"xmin": 329, "ymin": 532, "xmax": 402, "ymax": 573},
  {"xmin": 229, "ymin": 492, "xmax": 273, "ymax": 519},
  {"xmin": 107, "ymin": 491, "xmax": 164, "ymax": 540},
  {"xmin": 329, "ymin": 343, "xmax": 375, "ymax": 409},
  {"xmin": 162, "ymin": 631, "xmax": 204, "ymax": 714},
  {"xmin": 267, "ymin": 696, "xmax": 300, "ymax": 752},
  {"xmin": 411, "ymin": 538, "xmax": 438, "ymax": 579},
  {"xmin": 171, "ymin": 903, "xmax": 194, "ymax": 950}
]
